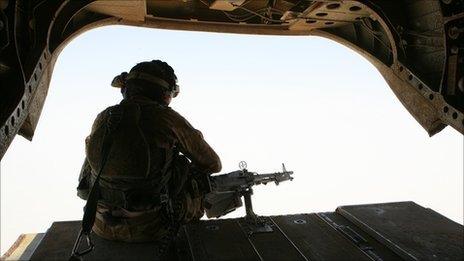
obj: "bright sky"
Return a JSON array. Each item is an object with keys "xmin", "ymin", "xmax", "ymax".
[{"xmin": 1, "ymin": 25, "xmax": 463, "ymax": 254}]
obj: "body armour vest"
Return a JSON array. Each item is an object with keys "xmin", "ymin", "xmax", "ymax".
[{"xmin": 85, "ymin": 99, "xmax": 175, "ymax": 211}]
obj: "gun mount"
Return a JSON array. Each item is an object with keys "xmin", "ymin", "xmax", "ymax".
[{"xmin": 204, "ymin": 161, "xmax": 294, "ymax": 235}]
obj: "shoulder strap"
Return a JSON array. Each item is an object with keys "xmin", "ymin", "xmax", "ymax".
[{"xmin": 70, "ymin": 106, "xmax": 123, "ymax": 260}]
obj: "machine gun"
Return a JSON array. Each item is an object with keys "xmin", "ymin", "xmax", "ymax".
[{"xmin": 203, "ymin": 161, "xmax": 294, "ymax": 234}]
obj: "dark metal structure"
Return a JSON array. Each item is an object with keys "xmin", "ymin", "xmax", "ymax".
[
  {"xmin": 1, "ymin": 2, "xmax": 463, "ymax": 259},
  {"xmin": 0, "ymin": 0, "xmax": 463, "ymax": 159},
  {"xmin": 4, "ymin": 201, "xmax": 462, "ymax": 260}
]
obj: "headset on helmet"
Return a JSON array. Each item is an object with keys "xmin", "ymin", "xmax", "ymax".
[{"xmin": 111, "ymin": 60, "xmax": 180, "ymax": 98}]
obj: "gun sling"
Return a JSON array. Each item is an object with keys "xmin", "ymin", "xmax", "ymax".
[{"xmin": 70, "ymin": 106, "xmax": 123, "ymax": 260}]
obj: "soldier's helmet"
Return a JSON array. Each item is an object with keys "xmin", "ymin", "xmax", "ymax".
[{"xmin": 111, "ymin": 60, "xmax": 179, "ymax": 98}]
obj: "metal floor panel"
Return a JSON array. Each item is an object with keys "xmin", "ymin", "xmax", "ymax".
[
  {"xmin": 20, "ymin": 202, "xmax": 464, "ymax": 261},
  {"xmin": 337, "ymin": 201, "xmax": 464, "ymax": 261},
  {"xmin": 182, "ymin": 218, "xmax": 262, "ymax": 261},
  {"xmin": 318, "ymin": 212, "xmax": 402, "ymax": 261},
  {"xmin": 183, "ymin": 214, "xmax": 383, "ymax": 261},
  {"xmin": 271, "ymin": 214, "xmax": 373, "ymax": 261},
  {"xmin": 30, "ymin": 221, "xmax": 162, "ymax": 261},
  {"xmin": 243, "ymin": 217, "xmax": 307, "ymax": 261}
]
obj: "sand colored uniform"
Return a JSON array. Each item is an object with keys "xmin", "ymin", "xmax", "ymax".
[{"xmin": 77, "ymin": 95, "xmax": 221, "ymax": 242}]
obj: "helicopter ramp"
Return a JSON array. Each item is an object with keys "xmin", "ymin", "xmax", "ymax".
[{"xmin": 3, "ymin": 201, "xmax": 463, "ymax": 260}]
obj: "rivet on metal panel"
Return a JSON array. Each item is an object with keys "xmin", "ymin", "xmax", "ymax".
[
  {"xmin": 205, "ymin": 225, "xmax": 219, "ymax": 231},
  {"xmin": 448, "ymin": 27, "xmax": 460, "ymax": 39},
  {"xmin": 293, "ymin": 219, "xmax": 307, "ymax": 224}
]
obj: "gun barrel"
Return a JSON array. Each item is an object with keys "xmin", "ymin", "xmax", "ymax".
[
  {"xmin": 210, "ymin": 167, "xmax": 294, "ymax": 192},
  {"xmin": 252, "ymin": 171, "xmax": 294, "ymax": 185}
]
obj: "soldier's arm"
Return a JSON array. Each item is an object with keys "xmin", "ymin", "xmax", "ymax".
[
  {"xmin": 77, "ymin": 158, "xmax": 91, "ymax": 200},
  {"xmin": 171, "ymin": 111, "xmax": 222, "ymax": 174},
  {"xmin": 77, "ymin": 110, "xmax": 108, "ymax": 199}
]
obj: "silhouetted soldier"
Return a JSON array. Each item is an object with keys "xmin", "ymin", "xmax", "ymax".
[{"xmin": 76, "ymin": 60, "xmax": 221, "ymax": 243}]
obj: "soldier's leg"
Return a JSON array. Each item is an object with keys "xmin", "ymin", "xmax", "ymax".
[{"xmin": 169, "ymin": 157, "xmax": 208, "ymax": 223}]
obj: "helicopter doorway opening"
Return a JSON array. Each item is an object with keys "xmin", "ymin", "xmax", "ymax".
[{"xmin": 1, "ymin": 26, "xmax": 462, "ymax": 256}]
